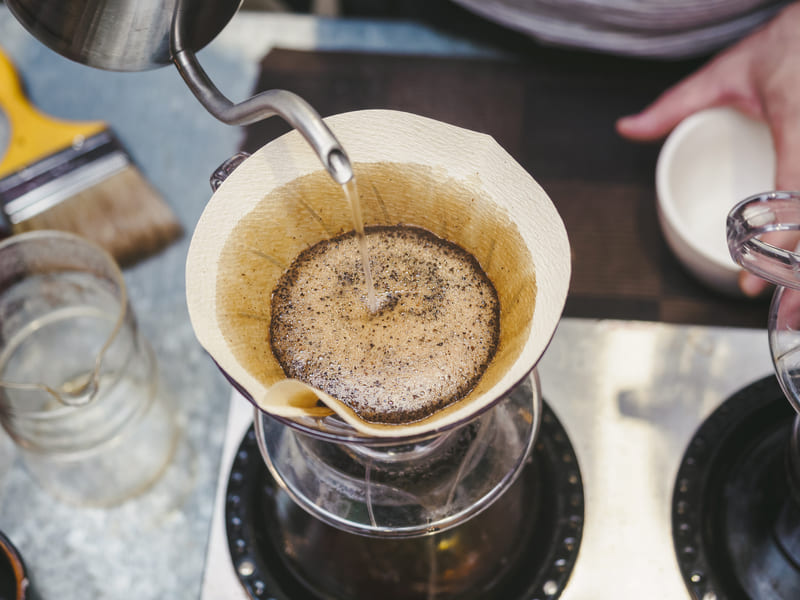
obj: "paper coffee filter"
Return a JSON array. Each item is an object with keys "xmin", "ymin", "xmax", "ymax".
[{"xmin": 186, "ymin": 109, "xmax": 570, "ymax": 438}]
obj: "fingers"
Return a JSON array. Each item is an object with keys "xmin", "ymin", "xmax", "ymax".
[
  {"xmin": 616, "ymin": 71, "xmax": 722, "ymax": 141},
  {"xmin": 753, "ymin": 17, "xmax": 800, "ymax": 189},
  {"xmin": 739, "ymin": 271, "xmax": 771, "ymax": 297},
  {"xmin": 738, "ymin": 109, "xmax": 800, "ymax": 294},
  {"xmin": 773, "ymin": 131, "xmax": 800, "ymax": 191},
  {"xmin": 617, "ymin": 43, "xmax": 759, "ymax": 142},
  {"xmin": 763, "ymin": 72, "xmax": 800, "ymax": 189},
  {"xmin": 614, "ymin": 6, "xmax": 800, "ymax": 298}
]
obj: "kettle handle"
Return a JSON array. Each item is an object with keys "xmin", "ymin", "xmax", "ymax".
[{"xmin": 727, "ymin": 191, "xmax": 800, "ymax": 291}]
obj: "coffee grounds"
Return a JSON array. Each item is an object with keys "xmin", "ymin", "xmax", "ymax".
[{"xmin": 270, "ymin": 225, "xmax": 499, "ymax": 424}]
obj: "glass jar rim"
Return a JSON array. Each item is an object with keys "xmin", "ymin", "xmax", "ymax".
[{"xmin": 0, "ymin": 230, "xmax": 129, "ymax": 409}]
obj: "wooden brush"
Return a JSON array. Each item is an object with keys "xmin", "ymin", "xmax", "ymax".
[{"xmin": 0, "ymin": 47, "xmax": 181, "ymax": 266}]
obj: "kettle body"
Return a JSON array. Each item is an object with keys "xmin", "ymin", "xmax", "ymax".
[
  {"xmin": 5, "ymin": 0, "xmax": 242, "ymax": 71},
  {"xmin": 5, "ymin": 0, "xmax": 352, "ymax": 184}
]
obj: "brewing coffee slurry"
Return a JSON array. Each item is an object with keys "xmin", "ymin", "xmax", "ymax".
[
  {"xmin": 187, "ymin": 110, "xmax": 572, "ymax": 438},
  {"xmin": 206, "ymin": 158, "xmax": 543, "ymax": 435},
  {"xmin": 270, "ymin": 225, "xmax": 500, "ymax": 424}
]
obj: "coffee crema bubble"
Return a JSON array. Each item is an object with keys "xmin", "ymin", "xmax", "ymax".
[{"xmin": 270, "ymin": 225, "xmax": 500, "ymax": 424}]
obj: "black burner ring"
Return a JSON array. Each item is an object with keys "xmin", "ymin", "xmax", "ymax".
[
  {"xmin": 225, "ymin": 400, "xmax": 583, "ymax": 600},
  {"xmin": 673, "ymin": 375, "xmax": 800, "ymax": 600}
]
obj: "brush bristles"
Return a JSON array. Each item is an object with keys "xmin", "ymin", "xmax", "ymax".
[{"xmin": 12, "ymin": 166, "xmax": 182, "ymax": 266}]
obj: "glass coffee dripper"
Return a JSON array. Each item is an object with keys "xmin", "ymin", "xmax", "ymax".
[
  {"xmin": 241, "ymin": 376, "xmax": 552, "ymax": 600},
  {"xmin": 254, "ymin": 373, "xmax": 540, "ymax": 538},
  {"xmin": 188, "ymin": 109, "xmax": 573, "ymax": 598}
]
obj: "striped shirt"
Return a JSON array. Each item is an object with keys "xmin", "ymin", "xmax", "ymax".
[{"xmin": 453, "ymin": 0, "xmax": 790, "ymax": 57}]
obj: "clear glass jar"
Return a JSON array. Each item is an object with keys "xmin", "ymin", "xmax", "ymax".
[{"xmin": 0, "ymin": 231, "xmax": 177, "ymax": 507}]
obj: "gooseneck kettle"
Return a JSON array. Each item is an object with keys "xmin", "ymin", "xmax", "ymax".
[{"xmin": 3, "ymin": 0, "xmax": 353, "ymax": 185}]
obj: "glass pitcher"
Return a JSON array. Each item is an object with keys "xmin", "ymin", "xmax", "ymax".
[
  {"xmin": 728, "ymin": 191, "xmax": 800, "ymax": 414},
  {"xmin": 726, "ymin": 191, "xmax": 800, "ymax": 595},
  {"xmin": 0, "ymin": 231, "xmax": 177, "ymax": 506}
]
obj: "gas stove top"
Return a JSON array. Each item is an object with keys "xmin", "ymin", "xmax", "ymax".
[{"xmin": 200, "ymin": 317, "xmax": 775, "ymax": 599}]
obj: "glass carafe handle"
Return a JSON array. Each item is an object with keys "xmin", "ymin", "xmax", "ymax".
[
  {"xmin": 728, "ymin": 191, "xmax": 800, "ymax": 414},
  {"xmin": 727, "ymin": 191, "xmax": 800, "ymax": 290}
]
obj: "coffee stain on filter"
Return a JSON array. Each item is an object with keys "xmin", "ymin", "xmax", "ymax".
[{"xmin": 186, "ymin": 110, "xmax": 570, "ymax": 438}]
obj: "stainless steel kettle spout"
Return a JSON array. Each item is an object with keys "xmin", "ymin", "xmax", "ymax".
[{"xmin": 171, "ymin": 46, "xmax": 353, "ymax": 185}]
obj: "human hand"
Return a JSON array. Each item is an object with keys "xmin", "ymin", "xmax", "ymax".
[{"xmin": 616, "ymin": 2, "xmax": 800, "ymax": 297}]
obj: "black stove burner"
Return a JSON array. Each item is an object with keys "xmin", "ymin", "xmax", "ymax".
[
  {"xmin": 225, "ymin": 400, "xmax": 583, "ymax": 600},
  {"xmin": 673, "ymin": 375, "xmax": 800, "ymax": 600}
]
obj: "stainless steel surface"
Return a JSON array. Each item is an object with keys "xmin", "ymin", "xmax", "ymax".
[
  {"xmin": 4, "ymin": 0, "xmax": 241, "ymax": 71},
  {"xmin": 549, "ymin": 319, "xmax": 773, "ymax": 599},
  {"xmin": 203, "ymin": 317, "xmax": 775, "ymax": 599}
]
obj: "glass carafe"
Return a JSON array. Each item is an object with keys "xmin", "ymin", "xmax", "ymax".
[
  {"xmin": 728, "ymin": 191, "xmax": 800, "ymax": 578},
  {"xmin": 728, "ymin": 191, "xmax": 800, "ymax": 414}
]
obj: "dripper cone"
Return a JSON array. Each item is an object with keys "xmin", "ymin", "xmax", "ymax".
[{"xmin": 186, "ymin": 110, "xmax": 570, "ymax": 438}]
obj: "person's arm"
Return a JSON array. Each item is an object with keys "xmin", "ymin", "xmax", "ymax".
[{"xmin": 617, "ymin": 1, "xmax": 800, "ymax": 296}]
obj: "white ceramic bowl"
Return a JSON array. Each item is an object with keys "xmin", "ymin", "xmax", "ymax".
[{"xmin": 656, "ymin": 106, "xmax": 775, "ymax": 295}]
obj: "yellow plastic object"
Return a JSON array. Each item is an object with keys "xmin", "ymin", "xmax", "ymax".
[{"xmin": 0, "ymin": 47, "xmax": 106, "ymax": 179}]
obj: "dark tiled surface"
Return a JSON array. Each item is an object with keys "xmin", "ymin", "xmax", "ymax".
[{"xmin": 242, "ymin": 47, "xmax": 770, "ymax": 328}]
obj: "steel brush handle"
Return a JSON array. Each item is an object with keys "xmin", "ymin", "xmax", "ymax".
[{"xmin": 170, "ymin": 7, "xmax": 353, "ymax": 186}]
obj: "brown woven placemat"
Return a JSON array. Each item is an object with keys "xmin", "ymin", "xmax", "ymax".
[{"xmin": 241, "ymin": 47, "xmax": 770, "ymax": 329}]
